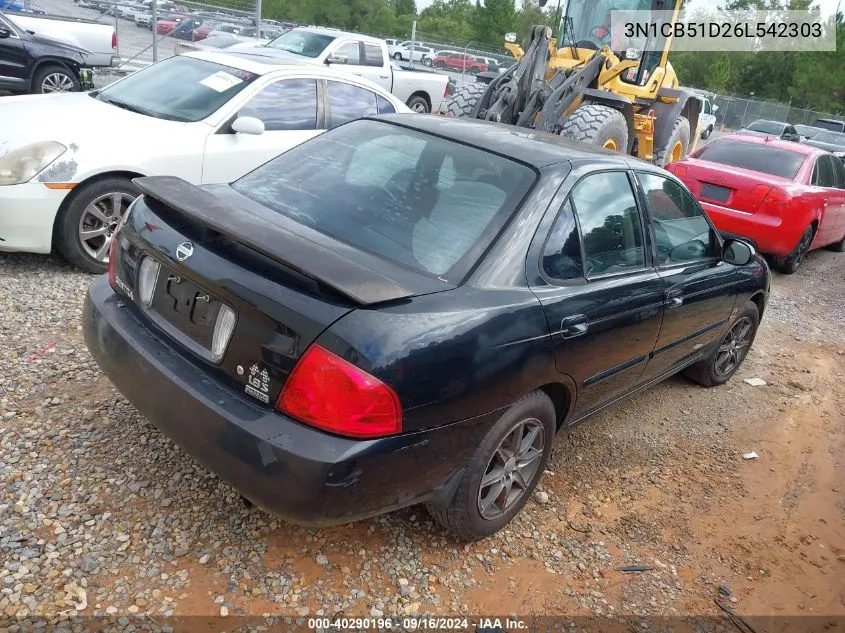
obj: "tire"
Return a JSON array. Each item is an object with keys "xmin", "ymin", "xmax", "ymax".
[
  {"xmin": 824, "ymin": 231, "xmax": 845, "ymax": 252},
  {"xmin": 654, "ymin": 116, "xmax": 691, "ymax": 167},
  {"xmin": 406, "ymin": 95, "xmax": 430, "ymax": 114},
  {"xmin": 433, "ymin": 60, "xmax": 446, "ymax": 69},
  {"xmin": 54, "ymin": 176, "xmax": 140, "ymax": 274},
  {"xmin": 31, "ymin": 64, "xmax": 80, "ymax": 95},
  {"xmin": 771, "ymin": 224, "xmax": 814, "ymax": 274},
  {"xmin": 423, "ymin": 57, "xmax": 432, "ymax": 67},
  {"xmin": 683, "ymin": 300, "xmax": 760, "ymax": 387},
  {"xmin": 426, "ymin": 391, "xmax": 556, "ymax": 541},
  {"xmin": 559, "ymin": 103, "xmax": 629, "ymax": 153},
  {"xmin": 439, "ymin": 82, "xmax": 487, "ymax": 117},
  {"xmin": 701, "ymin": 125, "xmax": 712, "ymax": 140},
  {"xmin": 393, "ymin": 52, "xmax": 402, "ymax": 60}
]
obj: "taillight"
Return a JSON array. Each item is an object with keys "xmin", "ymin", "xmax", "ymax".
[
  {"xmin": 277, "ymin": 345, "xmax": 402, "ymax": 438},
  {"xmin": 107, "ymin": 236, "xmax": 118, "ymax": 291},
  {"xmin": 763, "ymin": 187, "xmax": 788, "ymax": 204},
  {"xmin": 112, "ymin": 31, "xmax": 117, "ymax": 49}
]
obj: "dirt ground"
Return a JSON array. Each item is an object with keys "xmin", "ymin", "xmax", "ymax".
[{"xmin": 0, "ymin": 247, "xmax": 843, "ymax": 632}]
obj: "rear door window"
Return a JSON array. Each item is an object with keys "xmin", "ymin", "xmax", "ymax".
[
  {"xmin": 812, "ymin": 155, "xmax": 836, "ymax": 188},
  {"xmin": 362, "ymin": 43, "xmax": 383, "ymax": 67},
  {"xmin": 693, "ymin": 139, "xmax": 806, "ymax": 179},
  {"xmin": 326, "ymin": 81, "xmax": 377, "ymax": 129},
  {"xmin": 236, "ymin": 78, "xmax": 317, "ymax": 131},
  {"xmin": 542, "ymin": 199, "xmax": 584, "ymax": 281}
]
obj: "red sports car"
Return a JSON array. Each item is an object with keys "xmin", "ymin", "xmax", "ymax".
[{"xmin": 666, "ymin": 133, "xmax": 845, "ymax": 273}]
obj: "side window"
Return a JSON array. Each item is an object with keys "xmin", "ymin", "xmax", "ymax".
[
  {"xmin": 831, "ymin": 154, "xmax": 845, "ymax": 189},
  {"xmin": 237, "ymin": 78, "xmax": 317, "ymax": 131},
  {"xmin": 813, "ymin": 155, "xmax": 836, "ymax": 188},
  {"xmin": 570, "ymin": 171, "xmax": 645, "ymax": 277},
  {"xmin": 702, "ymin": 100, "xmax": 711, "ymax": 115},
  {"xmin": 638, "ymin": 172, "xmax": 718, "ymax": 264},
  {"xmin": 326, "ymin": 80, "xmax": 378, "ymax": 129},
  {"xmin": 376, "ymin": 95, "xmax": 395, "ymax": 114},
  {"xmin": 362, "ymin": 43, "xmax": 383, "ymax": 67},
  {"xmin": 542, "ymin": 199, "xmax": 584, "ymax": 280},
  {"xmin": 334, "ymin": 41, "xmax": 361, "ymax": 65}
]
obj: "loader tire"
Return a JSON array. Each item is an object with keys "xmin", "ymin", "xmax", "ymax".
[
  {"xmin": 559, "ymin": 104, "xmax": 629, "ymax": 153},
  {"xmin": 654, "ymin": 116, "xmax": 691, "ymax": 167},
  {"xmin": 440, "ymin": 82, "xmax": 487, "ymax": 117}
]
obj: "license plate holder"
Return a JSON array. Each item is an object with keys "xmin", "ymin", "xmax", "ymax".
[{"xmin": 701, "ymin": 182, "xmax": 731, "ymax": 203}]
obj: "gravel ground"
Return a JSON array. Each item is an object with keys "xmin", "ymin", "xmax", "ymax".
[{"xmin": 0, "ymin": 247, "xmax": 843, "ymax": 632}]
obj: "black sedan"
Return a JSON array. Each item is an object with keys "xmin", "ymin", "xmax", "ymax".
[
  {"xmin": 83, "ymin": 115, "xmax": 770, "ymax": 540},
  {"xmin": 803, "ymin": 130, "xmax": 845, "ymax": 162},
  {"xmin": 0, "ymin": 12, "xmax": 92, "ymax": 93}
]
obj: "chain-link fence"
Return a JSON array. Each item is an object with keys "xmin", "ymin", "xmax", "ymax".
[{"xmin": 688, "ymin": 87, "xmax": 844, "ymax": 131}]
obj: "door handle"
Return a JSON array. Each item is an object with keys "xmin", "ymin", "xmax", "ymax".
[
  {"xmin": 379, "ymin": 75, "xmax": 389, "ymax": 79},
  {"xmin": 560, "ymin": 314, "xmax": 588, "ymax": 339},
  {"xmin": 823, "ymin": 198, "xmax": 829, "ymax": 207},
  {"xmin": 665, "ymin": 288, "xmax": 684, "ymax": 308}
]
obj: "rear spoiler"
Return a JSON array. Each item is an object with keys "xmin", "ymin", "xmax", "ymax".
[{"xmin": 132, "ymin": 176, "xmax": 420, "ymax": 305}]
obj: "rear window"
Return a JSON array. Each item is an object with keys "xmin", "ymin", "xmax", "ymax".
[
  {"xmin": 232, "ymin": 120, "xmax": 536, "ymax": 281},
  {"xmin": 746, "ymin": 121, "xmax": 784, "ymax": 135},
  {"xmin": 692, "ymin": 138, "xmax": 806, "ymax": 179}
]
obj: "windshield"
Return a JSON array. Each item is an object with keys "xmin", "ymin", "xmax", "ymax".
[
  {"xmin": 746, "ymin": 121, "xmax": 784, "ymax": 135},
  {"xmin": 693, "ymin": 138, "xmax": 806, "ymax": 180},
  {"xmin": 795, "ymin": 125, "xmax": 822, "ymax": 138},
  {"xmin": 264, "ymin": 29, "xmax": 335, "ymax": 57},
  {"xmin": 96, "ymin": 56, "xmax": 257, "ymax": 122},
  {"xmin": 812, "ymin": 131, "xmax": 845, "ymax": 145},
  {"xmin": 562, "ymin": 0, "xmax": 652, "ymax": 48},
  {"xmin": 232, "ymin": 120, "xmax": 536, "ymax": 281}
]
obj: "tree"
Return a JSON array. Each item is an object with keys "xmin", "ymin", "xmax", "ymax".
[
  {"xmin": 705, "ymin": 54, "xmax": 732, "ymax": 93},
  {"xmin": 391, "ymin": 0, "xmax": 417, "ymax": 16},
  {"xmin": 474, "ymin": 0, "xmax": 517, "ymax": 45},
  {"xmin": 516, "ymin": 0, "xmax": 554, "ymax": 42}
]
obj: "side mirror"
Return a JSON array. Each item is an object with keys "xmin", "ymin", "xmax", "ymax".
[
  {"xmin": 231, "ymin": 116, "xmax": 265, "ymax": 135},
  {"xmin": 722, "ymin": 239, "xmax": 755, "ymax": 266},
  {"xmin": 325, "ymin": 54, "xmax": 348, "ymax": 65},
  {"xmin": 0, "ymin": 27, "xmax": 11, "ymax": 38}
]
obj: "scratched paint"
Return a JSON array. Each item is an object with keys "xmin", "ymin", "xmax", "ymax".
[{"xmin": 37, "ymin": 158, "xmax": 79, "ymax": 182}]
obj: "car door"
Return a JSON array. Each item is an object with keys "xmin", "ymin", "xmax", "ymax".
[
  {"xmin": 811, "ymin": 154, "xmax": 844, "ymax": 246},
  {"xmin": 530, "ymin": 169, "xmax": 664, "ymax": 420},
  {"xmin": 201, "ymin": 77, "xmax": 322, "ymax": 184},
  {"xmin": 0, "ymin": 15, "xmax": 28, "ymax": 91},
  {"xmin": 634, "ymin": 170, "xmax": 739, "ymax": 382},
  {"xmin": 828, "ymin": 154, "xmax": 845, "ymax": 243}
]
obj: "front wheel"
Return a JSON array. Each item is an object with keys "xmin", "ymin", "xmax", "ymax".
[
  {"xmin": 654, "ymin": 116, "xmax": 691, "ymax": 166},
  {"xmin": 772, "ymin": 224, "xmax": 814, "ymax": 274},
  {"xmin": 32, "ymin": 64, "xmax": 80, "ymax": 94},
  {"xmin": 683, "ymin": 301, "xmax": 760, "ymax": 387},
  {"xmin": 426, "ymin": 391, "xmax": 555, "ymax": 541},
  {"xmin": 559, "ymin": 103, "xmax": 629, "ymax": 152},
  {"xmin": 54, "ymin": 177, "xmax": 140, "ymax": 273},
  {"xmin": 393, "ymin": 52, "xmax": 403, "ymax": 60}
]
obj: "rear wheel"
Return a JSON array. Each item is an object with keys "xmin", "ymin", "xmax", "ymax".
[
  {"xmin": 559, "ymin": 103, "xmax": 628, "ymax": 153},
  {"xmin": 701, "ymin": 125, "xmax": 713, "ymax": 140},
  {"xmin": 684, "ymin": 301, "xmax": 759, "ymax": 387},
  {"xmin": 654, "ymin": 116, "xmax": 691, "ymax": 166},
  {"xmin": 434, "ymin": 60, "xmax": 446, "ymax": 69},
  {"xmin": 439, "ymin": 82, "xmax": 486, "ymax": 117},
  {"xmin": 55, "ymin": 176, "xmax": 140, "ymax": 273},
  {"xmin": 772, "ymin": 224, "xmax": 814, "ymax": 274},
  {"xmin": 426, "ymin": 391, "xmax": 555, "ymax": 541},
  {"xmin": 423, "ymin": 57, "xmax": 432, "ymax": 67},
  {"xmin": 32, "ymin": 64, "xmax": 80, "ymax": 94},
  {"xmin": 406, "ymin": 95, "xmax": 430, "ymax": 113},
  {"xmin": 393, "ymin": 52, "xmax": 402, "ymax": 60}
]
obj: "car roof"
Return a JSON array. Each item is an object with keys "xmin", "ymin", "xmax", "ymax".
[
  {"xmin": 717, "ymin": 133, "xmax": 821, "ymax": 156},
  {"xmin": 813, "ymin": 118, "xmax": 843, "ymax": 124},
  {"xmin": 747, "ymin": 119, "xmax": 788, "ymax": 127},
  {"xmin": 289, "ymin": 25, "xmax": 384, "ymax": 44},
  {"xmin": 367, "ymin": 114, "xmax": 635, "ymax": 168}
]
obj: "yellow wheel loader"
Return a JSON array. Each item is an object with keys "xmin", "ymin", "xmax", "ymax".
[{"xmin": 441, "ymin": 0, "xmax": 700, "ymax": 166}]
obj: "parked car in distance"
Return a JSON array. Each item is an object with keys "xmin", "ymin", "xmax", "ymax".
[
  {"xmin": 0, "ymin": 12, "xmax": 93, "ymax": 93},
  {"xmin": 228, "ymin": 27, "xmax": 450, "ymax": 113},
  {"xmin": 432, "ymin": 51, "xmax": 487, "ymax": 74},
  {"xmin": 737, "ymin": 120, "xmax": 800, "ymax": 142},
  {"xmin": 0, "ymin": 0, "xmax": 46, "ymax": 13},
  {"xmin": 156, "ymin": 14, "xmax": 186, "ymax": 34},
  {"xmin": 7, "ymin": 10, "xmax": 118, "ymax": 68},
  {"xmin": 794, "ymin": 124, "xmax": 825, "ymax": 142},
  {"xmin": 0, "ymin": 51, "xmax": 410, "ymax": 272},
  {"xmin": 802, "ymin": 130, "xmax": 845, "ymax": 160},
  {"xmin": 811, "ymin": 118, "xmax": 845, "ymax": 133},
  {"xmin": 83, "ymin": 114, "xmax": 769, "ymax": 540},
  {"xmin": 697, "ymin": 95, "xmax": 718, "ymax": 139},
  {"xmin": 474, "ymin": 55, "xmax": 502, "ymax": 73},
  {"xmin": 392, "ymin": 43, "xmax": 434, "ymax": 65},
  {"xmin": 666, "ymin": 134, "xmax": 845, "ymax": 273}
]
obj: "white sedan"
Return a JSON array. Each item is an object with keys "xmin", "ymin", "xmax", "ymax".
[{"xmin": 0, "ymin": 50, "xmax": 410, "ymax": 272}]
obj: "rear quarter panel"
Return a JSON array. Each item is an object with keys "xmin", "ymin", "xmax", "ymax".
[{"xmin": 390, "ymin": 69, "xmax": 448, "ymax": 105}]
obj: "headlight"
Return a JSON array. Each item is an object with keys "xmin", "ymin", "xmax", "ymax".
[{"xmin": 0, "ymin": 142, "xmax": 67, "ymax": 186}]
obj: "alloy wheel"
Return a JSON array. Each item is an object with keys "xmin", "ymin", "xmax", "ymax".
[
  {"xmin": 42, "ymin": 72, "xmax": 76, "ymax": 93},
  {"xmin": 714, "ymin": 317, "xmax": 753, "ymax": 377},
  {"xmin": 793, "ymin": 228, "xmax": 813, "ymax": 267},
  {"xmin": 477, "ymin": 418, "xmax": 545, "ymax": 520},
  {"xmin": 78, "ymin": 192, "xmax": 136, "ymax": 262}
]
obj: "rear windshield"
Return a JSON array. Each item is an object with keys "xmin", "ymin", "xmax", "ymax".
[
  {"xmin": 232, "ymin": 120, "xmax": 536, "ymax": 281},
  {"xmin": 812, "ymin": 119, "xmax": 845, "ymax": 132},
  {"xmin": 746, "ymin": 121, "xmax": 784, "ymax": 134},
  {"xmin": 692, "ymin": 138, "xmax": 806, "ymax": 179},
  {"xmin": 812, "ymin": 131, "xmax": 845, "ymax": 145}
]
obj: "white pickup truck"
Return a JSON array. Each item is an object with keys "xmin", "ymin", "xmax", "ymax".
[
  {"xmin": 227, "ymin": 27, "xmax": 449, "ymax": 113},
  {"xmin": 7, "ymin": 12, "xmax": 118, "ymax": 67}
]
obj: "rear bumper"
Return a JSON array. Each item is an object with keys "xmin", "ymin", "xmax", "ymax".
[
  {"xmin": 83, "ymin": 277, "xmax": 493, "ymax": 526},
  {"xmin": 700, "ymin": 201, "xmax": 802, "ymax": 256},
  {"xmin": 0, "ymin": 182, "xmax": 67, "ymax": 254}
]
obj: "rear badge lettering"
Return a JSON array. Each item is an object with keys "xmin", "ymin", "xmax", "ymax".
[
  {"xmin": 115, "ymin": 276, "xmax": 134, "ymax": 301},
  {"xmin": 245, "ymin": 363, "xmax": 270, "ymax": 404}
]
